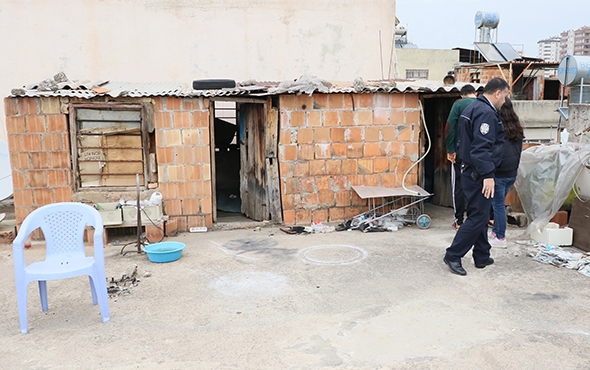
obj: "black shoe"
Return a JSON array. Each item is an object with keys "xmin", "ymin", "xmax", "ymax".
[
  {"xmin": 475, "ymin": 257, "xmax": 494, "ymax": 269},
  {"xmin": 443, "ymin": 257, "xmax": 467, "ymax": 276}
]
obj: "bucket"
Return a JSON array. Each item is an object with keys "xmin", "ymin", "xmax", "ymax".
[{"xmin": 143, "ymin": 242, "xmax": 186, "ymax": 263}]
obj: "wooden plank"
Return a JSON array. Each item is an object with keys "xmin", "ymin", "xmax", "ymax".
[
  {"xmin": 78, "ymin": 121, "xmax": 140, "ymax": 134},
  {"xmin": 265, "ymin": 105, "xmax": 278, "ymax": 158},
  {"xmin": 103, "ymin": 162, "xmax": 143, "ymax": 173},
  {"xmin": 266, "ymin": 158, "xmax": 282, "ymax": 223},
  {"xmin": 77, "ymin": 108, "xmax": 141, "ymax": 121},
  {"xmin": 104, "ymin": 135, "xmax": 142, "ymax": 148},
  {"xmin": 104, "ymin": 148, "xmax": 143, "ymax": 161},
  {"xmin": 210, "ymin": 102, "xmax": 217, "ymax": 222}
]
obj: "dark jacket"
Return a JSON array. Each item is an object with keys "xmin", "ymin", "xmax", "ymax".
[
  {"xmin": 495, "ymin": 139, "xmax": 522, "ymax": 178},
  {"xmin": 457, "ymin": 94, "xmax": 505, "ymax": 179}
]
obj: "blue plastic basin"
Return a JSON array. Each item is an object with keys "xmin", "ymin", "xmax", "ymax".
[{"xmin": 143, "ymin": 242, "xmax": 186, "ymax": 263}]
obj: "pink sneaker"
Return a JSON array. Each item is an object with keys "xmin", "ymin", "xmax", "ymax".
[{"xmin": 489, "ymin": 237, "xmax": 507, "ymax": 248}]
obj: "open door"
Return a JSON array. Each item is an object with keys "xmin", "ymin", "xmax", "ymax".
[{"xmin": 239, "ymin": 103, "xmax": 268, "ymax": 221}]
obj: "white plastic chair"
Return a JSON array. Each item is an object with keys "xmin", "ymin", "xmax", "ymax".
[{"xmin": 13, "ymin": 202, "xmax": 110, "ymax": 333}]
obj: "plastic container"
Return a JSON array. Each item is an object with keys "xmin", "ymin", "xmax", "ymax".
[{"xmin": 143, "ymin": 242, "xmax": 186, "ymax": 263}]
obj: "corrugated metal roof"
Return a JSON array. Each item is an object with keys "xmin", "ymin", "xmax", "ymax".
[{"xmin": 9, "ymin": 77, "xmax": 479, "ymax": 99}]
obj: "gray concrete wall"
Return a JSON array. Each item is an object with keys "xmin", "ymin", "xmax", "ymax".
[
  {"xmin": 395, "ymin": 49, "xmax": 458, "ymax": 82},
  {"xmin": 0, "ymin": 0, "xmax": 396, "ymax": 141},
  {"xmin": 567, "ymin": 104, "xmax": 590, "ymax": 144},
  {"xmin": 513, "ymin": 100, "xmax": 561, "ymax": 142}
]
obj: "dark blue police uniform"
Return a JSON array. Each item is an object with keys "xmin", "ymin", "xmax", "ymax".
[{"xmin": 444, "ymin": 94, "xmax": 505, "ymax": 266}]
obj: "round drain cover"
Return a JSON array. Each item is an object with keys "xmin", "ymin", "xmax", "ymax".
[{"xmin": 299, "ymin": 245, "xmax": 367, "ymax": 265}]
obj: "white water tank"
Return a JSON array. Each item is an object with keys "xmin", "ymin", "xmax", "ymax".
[
  {"xmin": 474, "ymin": 11, "xmax": 500, "ymax": 29},
  {"xmin": 558, "ymin": 55, "xmax": 590, "ymax": 86}
]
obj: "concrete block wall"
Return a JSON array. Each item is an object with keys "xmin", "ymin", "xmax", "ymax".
[
  {"xmin": 153, "ymin": 97, "xmax": 213, "ymax": 232},
  {"xmin": 278, "ymin": 92, "xmax": 421, "ymax": 225},
  {"xmin": 4, "ymin": 97, "xmax": 72, "ymax": 225}
]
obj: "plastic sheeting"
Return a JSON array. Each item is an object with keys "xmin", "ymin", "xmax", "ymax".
[
  {"xmin": 515, "ymin": 143, "xmax": 590, "ymax": 235},
  {"xmin": 267, "ymin": 75, "xmax": 332, "ymax": 96}
]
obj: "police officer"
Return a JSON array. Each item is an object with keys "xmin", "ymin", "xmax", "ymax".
[{"xmin": 443, "ymin": 77, "xmax": 510, "ymax": 276}]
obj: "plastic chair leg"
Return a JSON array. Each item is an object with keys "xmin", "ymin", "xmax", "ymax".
[
  {"xmin": 91, "ymin": 271, "xmax": 110, "ymax": 322},
  {"xmin": 38, "ymin": 280, "xmax": 48, "ymax": 312},
  {"xmin": 89, "ymin": 276, "xmax": 98, "ymax": 305},
  {"xmin": 15, "ymin": 282, "xmax": 28, "ymax": 334}
]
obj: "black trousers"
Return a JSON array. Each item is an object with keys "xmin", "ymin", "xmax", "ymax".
[
  {"xmin": 445, "ymin": 169, "xmax": 492, "ymax": 265},
  {"xmin": 451, "ymin": 160, "xmax": 466, "ymax": 225}
]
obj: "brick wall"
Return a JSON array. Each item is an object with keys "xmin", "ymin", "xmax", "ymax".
[
  {"xmin": 278, "ymin": 92, "xmax": 421, "ymax": 225},
  {"xmin": 153, "ymin": 97, "xmax": 213, "ymax": 231},
  {"xmin": 4, "ymin": 97, "xmax": 72, "ymax": 225}
]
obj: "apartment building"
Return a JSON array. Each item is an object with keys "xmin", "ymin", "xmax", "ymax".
[{"xmin": 559, "ymin": 26, "xmax": 590, "ymax": 60}]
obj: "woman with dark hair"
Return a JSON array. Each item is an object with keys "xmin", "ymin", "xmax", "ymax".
[{"xmin": 489, "ymin": 98, "xmax": 524, "ymax": 247}]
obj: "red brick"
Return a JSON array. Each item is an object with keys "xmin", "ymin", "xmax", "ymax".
[
  {"xmin": 307, "ymin": 111, "xmax": 321, "ymax": 127},
  {"xmin": 14, "ymin": 189, "xmax": 33, "ymax": 206},
  {"xmin": 4, "ymin": 98, "xmax": 19, "ymax": 116},
  {"xmin": 280, "ymin": 95, "xmax": 296, "ymax": 111},
  {"xmin": 374, "ymin": 157, "xmax": 389, "ymax": 173},
  {"xmin": 365, "ymin": 126, "xmax": 380, "ymax": 142},
  {"xmin": 153, "ymin": 97, "xmax": 164, "ymax": 111},
  {"xmin": 154, "ymin": 112, "xmax": 172, "ymax": 129},
  {"xmin": 202, "ymin": 127, "xmax": 211, "ymax": 145},
  {"xmin": 347, "ymin": 127, "xmax": 362, "ymax": 142},
  {"xmin": 347, "ymin": 143, "xmax": 363, "ymax": 158},
  {"xmin": 22, "ymin": 134, "xmax": 42, "ymax": 152},
  {"xmin": 388, "ymin": 158, "xmax": 398, "ymax": 172},
  {"xmin": 323, "ymin": 111, "xmax": 338, "ymax": 126},
  {"xmin": 174, "ymin": 147, "xmax": 194, "ymax": 164},
  {"xmin": 328, "ymin": 94, "xmax": 344, "ymax": 109},
  {"xmin": 295, "ymin": 209, "xmax": 311, "ymax": 224},
  {"xmin": 331, "ymin": 127, "xmax": 346, "ymax": 143},
  {"xmin": 182, "ymin": 98, "xmax": 203, "ymax": 111},
  {"xmin": 345, "ymin": 207, "xmax": 362, "ymax": 219},
  {"xmin": 195, "ymin": 181, "xmax": 213, "ymax": 197},
  {"xmin": 297, "ymin": 128, "xmax": 313, "ymax": 144},
  {"xmin": 186, "ymin": 164, "xmax": 203, "ymax": 181},
  {"xmin": 342, "ymin": 159, "xmax": 357, "ymax": 175},
  {"xmin": 291, "ymin": 112, "xmax": 305, "ymax": 127},
  {"xmin": 10, "ymin": 152, "xmax": 30, "ymax": 170},
  {"xmin": 279, "ymin": 162, "xmax": 293, "ymax": 178},
  {"xmin": 405, "ymin": 94, "xmax": 419, "ymax": 108},
  {"xmin": 301, "ymin": 193, "xmax": 319, "ymax": 208},
  {"xmin": 164, "ymin": 129, "xmax": 182, "ymax": 146},
  {"xmin": 173, "ymin": 111, "xmax": 191, "ymax": 128},
  {"xmin": 43, "ymin": 133, "xmax": 63, "ymax": 151},
  {"xmin": 348, "ymin": 175, "xmax": 364, "ymax": 186},
  {"xmin": 358, "ymin": 159, "xmax": 374, "ymax": 174},
  {"xmin": 391, "ymin": 110, "xmax": 404, "ymax": 125},
  {"xmin": 12, "ymin": 171, "xmax": 26, "ymax": 189},
  {"xmin": 20, "ymin": 98, "xmax": 39, "ymax": 115},
  {"xmin": 364, "ymin": 143, "xmax": 380, "ymax": 157},
  {"xmin": 299, "ymin": 177, "xmax": 316, "ymax": 193},
  {"xmin": 336, "ymin": 191, "xmax": 351, "ymax": 207},
  {"xmin": 313, "ymin": 127, "xmax": 330, "ymax": 143},
  {"xmin": 28, "ymin": 170, "xmax": 47, "ymax": 187},
  {"xmin": 282, "ymin": 145, "xmax": 297, "ymax": 161},
  {"xmin": 285, "ymin": 178, "xmax": 298, "ymax": 194},
  {"xmin": 326, "ymin": 159, "xmax": 341, "ymax": 175},
  {"xmin": 382, "ymin": 126, "xmax": 396, "ymax": 141},
  {"xmin": 187, "ymin": 215, "xmax": 206, "ymax": 229},
  {"xmin": 193, "ymin": 146, "xmax": 211, "ymax": 162},
  {"xmin": 47, "ymin": 170, "xmax": 69, "ymax": 187},
  {"xmin": 381, "ymin": 173, "xmax": 397, "ymax": 188},
  {"xmin": 176, "ymin": 216, "xmax": 188, "ymax": 232},
  {"xmin": 314, "ymin": 144, "xmax": 331, "ymax": 159},
  {"xmin": 279, "ymin": 130, "xmax": 291, "ymax": 145},
  {"xmin": 332, "ymin": 175, "xmax": 348, "ymax": 192},
  {"xmin": 282, "ymin": 194, "xmax": 295, "ymax": 210},
  {"xmin": 159, "ymin": 182, "xmax": 178, "ymax": 199},
  {"xmin": 298, "ymin": 144, "xmax": 315, "ymax": 160},
  {"xmin": 398, "ymin": 125, "xmax": 413, "ymax": 141},
  {"xmin": 357, "ymin": 110, "xmax": 372, "ymax": 126},
  {"xmin": 6, "ymin": 116, "xmax": 25, "ymax": 134},
  {"xmin": 166, "ymin": 97, "xmax": 181, "ymax": 111},
  {"xmin": 193, "ymin": 111, "xmax": 209, "ymax": 128},
  {"xmin": 312, "ymin": 209, "xmax": 328, "ymax": 223},
  {"xmin": 167, "ymin": 165, "xmax": 185, "ymax": 181},
  {"xmin": 406, "ymin": 110, "xmax": 421, "ymax": 125},
  {"xmin": 201, "ymin": 197, "xmax": 213, "ymax": 214},
  {"xmin": 343, "ymin": 94, "xmax": 358, "ymax": 110},
  {"xmin": 397, "ymin": 158, "xmax": 413, "ymax": 173},
  {"xmin": 157, "ymin": 147, "xmax": 174, "ymax": 164},
  {"xmin": 375, "ymin": 94, "xmax": 389, "ymax": 108},
  {"xmin": 319, "ymin": 191, "xmax": 335, "ymax": 207},
  {"xmin": 165, "ymin": 199, "xmax": 182, "ymax": 215},
  {"xmin": 33, "ymin": 188, "xmax": 53, "ymax": 205},
  {"xmin": 283, "ymin": 210, "xmax": 295, "ymax": 225},
  {"xmin": 25, "ymin": 116, "xmax": 46, "ymax": 133},
  {"xmin": 359, "ymin": 93, "xmax": 373, "ymax": 108},
  {"xmin": 313, "ymin": 94, "xmax": 328, "ymax": 109},
  {"xmin": 7, "ymin": 134, "xmax": 21, "ymax": 154},
  {"xmin": 146, "ymin": 225, "xmax": 164, "ymax": 242},
  {"xmin": 50, "ymin": 152, "xmax": 70, "ymax": 168},
  {"xmin": 329, "ymin": 207, "xmax": 345, "ymax": 222},
  {"xmin": 296, "ymin": 94, "xmax": 313, "ymax": 111},
  {"xmin": 405, "ymin": 142, "xmax": 419, "ymax": 157},
  {"xmin": 390, "ymin": 94, "xmax": 405, "ymax": 108},
  {"xmin": 15, "ymin": 207, "xmax": 31, "ymax": 224},
  {"xmin": 310, "ymin": 160, "xmax": 326, "ymax": 176},
  {"xmin": 374, "ymin": 109, "xmax": 389, "ymax": 125},
  {"xmin": 31, "ymin": 152, "xmax": 51, "ymax": 169},
  {"xmin": 177, "ymin": 181, "xmax": 196, "ymax": 198},
  {"xmin": 340, "ymin": 111, "xmax": 354, "ymax": 126},
  {"xmin": 331, "ymin": 143, "xmax": 347, "ymax": 157},
  {"xmin": 294, "ymin": 162, "xmax": 310, "ymax": 177}
]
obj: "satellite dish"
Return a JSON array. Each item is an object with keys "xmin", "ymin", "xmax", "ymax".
[{"xmin": 0, "ymin": 140, "xmax": 13, "ymax": 201}]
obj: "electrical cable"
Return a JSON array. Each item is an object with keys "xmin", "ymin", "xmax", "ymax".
[{"xmin": 402, "ymin": 99, "xmax": 431, "ymax": 195}]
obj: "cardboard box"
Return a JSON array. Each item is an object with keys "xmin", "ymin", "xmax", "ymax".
[
  {"xmin": 95, "ymin": 203, "xmax": 123, "ymax": 226},
  {"xmin": 122, "ymin": 205, "xmax": 163, "ymax": 222}
]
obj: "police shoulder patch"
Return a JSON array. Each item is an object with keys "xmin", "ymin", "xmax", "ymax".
[{"xmin": 480, "ymin": 123, "xmax": 490, "ymax": 135}]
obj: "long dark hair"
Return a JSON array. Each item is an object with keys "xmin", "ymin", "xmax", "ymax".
[{"xmin": 500, "ymin": 98, "xmax": 524, "ymax": 141}]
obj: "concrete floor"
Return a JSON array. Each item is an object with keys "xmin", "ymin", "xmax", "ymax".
[{"xmin": 1, "ymin": 204, "xmax": 589, "ymax": 369}]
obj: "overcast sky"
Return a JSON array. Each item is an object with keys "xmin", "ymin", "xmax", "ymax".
[{"xmin": 396, "ymin": 0, "xmax": 589, "ymax": 57}]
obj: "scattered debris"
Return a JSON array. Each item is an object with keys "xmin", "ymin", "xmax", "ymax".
[
  {"xmin": 529, "ymin": 244, "xmax": 590, "ymax": 278},
  {"xmin": 280, "ymin": 226, "xmax": 311, "ymax": 235},
  {"xmin": 107, "ymin": 264, "xmax": 141, "ymax": 297}
]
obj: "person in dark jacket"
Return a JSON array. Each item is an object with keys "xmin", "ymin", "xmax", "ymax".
[
  {"xmin": 443, "ymin": 77, "xmax": 510, "ymax": 276},
  {"xmin": 489, "ymin": 98, "xmax": 524, "ymax": 247}
]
